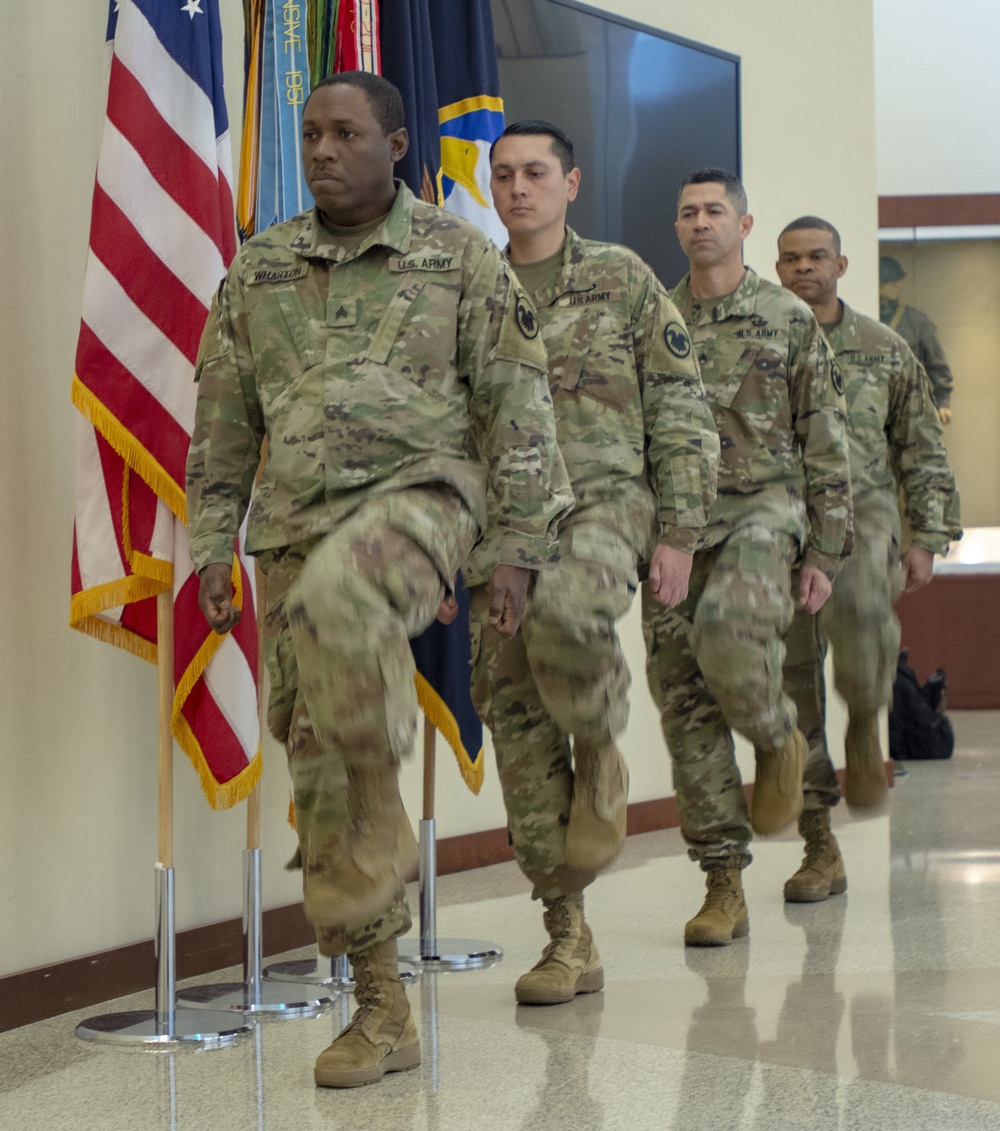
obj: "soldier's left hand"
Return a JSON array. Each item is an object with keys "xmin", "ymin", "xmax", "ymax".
[
  {"xmin": 939, "ymin": 407, "xmax": 952, "ymax": 425},
  {"xmin": 648, "ymin": 544, "xmax": 694, "ymax": 608},
  {"xmin": 798, "ymin": 566, "xmax": 833, "ymax": 614},
  {"xmin": 902, "ymin": 547, "xmax": 934, "ymax": 592},
  {"xmin": 488, "ymin": 564, "xmax": 532, "ymax": 637}
]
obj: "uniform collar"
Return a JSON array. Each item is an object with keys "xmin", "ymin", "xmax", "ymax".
[
  {"xmin": 674, "ymin": 266, "xmax": 761, "ymax": 324},
  {"xmin": 287, "ymin": 181, "xmax": 416, "ymax": 262},
  {"xmin": 505, "ymin": 226, "xmax": 596, "ymax": 307},
  {"xmin": 825, "ymin": 300, "xmax": 860, "ymax": 350}
]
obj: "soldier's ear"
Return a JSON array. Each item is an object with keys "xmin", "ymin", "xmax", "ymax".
[
  {"xmin": 566, "ymin": 167, "xmax": 581, "ymax": 202},
  {"xmin": 389, "ymin": 127, "xmax": 409, "ymax": 164},
  {"xmin": 836, "ymin": 255, "xmax": 848, "ymax": 279}
]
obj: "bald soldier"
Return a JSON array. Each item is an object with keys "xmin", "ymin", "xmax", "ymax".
[
  {"xmin": 187, "ymin": 73, "xmax": 572, "ymax": 1087},
  {"xmin": 643, "ymin": 170, "xmax": 852, "ymax": 946},
  {"xmin": 777, "ymin": 218, "xmax": 960, "ymax": 900},
  {"xmin": 471, "ymin": 121, "xmax": 719, "ymax": 1003}
]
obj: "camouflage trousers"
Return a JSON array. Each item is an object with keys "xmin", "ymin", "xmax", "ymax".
[
  {"xmin": 642, "ymin": 527, "xmax": 799, "ymax": 870},
  {"xmin": 257, "ymin": 486, "xmax": 479, "ymax": 956},
  {"xmin": 784, "ymin": 502, "xmax": 904, "ymax": 811},
  {"xmin": 470, "ymin": 520, "xmax": 637, "ymax": 901}
]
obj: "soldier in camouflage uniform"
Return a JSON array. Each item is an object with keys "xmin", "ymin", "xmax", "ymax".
[
  {"xmin": 878, "ymin": 256, "xmax": 955, "ymax": 422},
  {"xmin": 643, "ymin": 171, "xmax": 852, "ymax": 946},
  {"xmin": 777, "ymin": 218, "xmax": 960, "ymax": 901},
  {"xmin": 187, "ymin": 74, "xmax": 572, "ymax": 1088},
  {"xmin": 472, "ymin": 122, "xmax": 719, "ymax": 1002}
]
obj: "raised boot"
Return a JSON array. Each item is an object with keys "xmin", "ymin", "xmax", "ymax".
[
  {"xmin": 314, "ymin": 939, "xmax": 420, "ymax": 1087},
  {"xmin": 751, "ymin": 729, "xmax": 805, "ymax": 835},
  {"xmin": 843, "ymin": 714, "xmax": 888, "ymax": 809},
  {"xmin": 305, "ymin": 763, "xmax": 418, "ymax": 931},
  {"xmin": 565, "ymin": 737, "xmax": 628, "ymax": 871},
  {"xmin": 515, "ymin": 894, "xmax": 605, "ymax": 1004},
  {"xmin": 784, "ymin": 807, "xmax": 848, "ymax": 902},
  {"xmin": 684, "ymin": 868, "xmax": 749, "ymax": 946}
]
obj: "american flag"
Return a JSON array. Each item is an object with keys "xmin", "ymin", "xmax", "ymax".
[{"xmin": 71, "ymin": 0, "xmax": 260, "ymax": 809}]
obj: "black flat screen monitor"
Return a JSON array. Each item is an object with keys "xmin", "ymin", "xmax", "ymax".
[{"xmin": 491, "ymin": 0, "xmax": 741, "ymax": 287}]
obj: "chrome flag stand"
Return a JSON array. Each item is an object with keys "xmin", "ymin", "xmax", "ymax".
[
  {"xmin": 76, "ymin": 593, "xmax": 252, "ymax": 1047},
  {"xmin": 176, "ymin": 786, "xmax": 332, "ymax": 1017},
  {"xmin": 398, "ymin": 719, "xmax": 502, "ymax": 971}
]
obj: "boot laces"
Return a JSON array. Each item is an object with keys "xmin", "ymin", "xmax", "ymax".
[
  {"xmin": 350, "ymin": 953, "xmax": 385, "ymax": 1010},
  {"xmin": 538, "ymin": 898, "xmax": 580, "ymax": 964},
  {"xmin": 799, "ymin": 811, "xmax": 835, "ymax": 869},
  {"xmin": 702, "ymin": 871, "xmax": 741, "ymax": 912}
]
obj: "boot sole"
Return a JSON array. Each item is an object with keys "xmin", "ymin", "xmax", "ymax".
[
  {"xmin": 314, "ymin": 1042, "xmax": 421, "ymax": 1088},
  {"xmin": 515, "ymin": 968, "xmax": 605, "ymax": 1005},
  {"xmin": 784, "ymin": 876, "xmax": 848, "ymax": 903},
  {"xmin": 684, "ymin": 917, "xmax": 750, "ymax": 947}
]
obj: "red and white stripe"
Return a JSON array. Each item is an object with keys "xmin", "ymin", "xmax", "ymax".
[{"xmin": 71, "ymin": 0, "xmax": 259, "ymax": 809}]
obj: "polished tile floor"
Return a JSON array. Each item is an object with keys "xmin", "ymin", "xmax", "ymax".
[{"xmin": 3, "ymin": 711, "xmax": 999, "ymax": 1130}]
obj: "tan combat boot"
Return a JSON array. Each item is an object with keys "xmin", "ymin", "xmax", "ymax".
[
  {"xmin": 843, "ymin": 714, "xmax": 888, "ymax": 809},
  {"xmin": 750, "ymin": 729, "xmax": 805, "ymax": 835},
  {"xmin": 565, "ymin": 737, "xmax": 628, "ymax": 872},
  {"xmin": 784, "ymin": 807, "xmax": 848, "ymax": 902},
  {"xmin": 684, "ymin": 869, "xmax": 750, "ymax": 946},
  {"xmin": 314, "ymin": 939, "xmax": 420, "ymax": 1087},
  {"xmin": 305, "ymin": 763, "xmax": 418, "ymax": 931},
  {"xmin": 515, "ymin": 894, "xmax": 605, "ymax": 1004}
]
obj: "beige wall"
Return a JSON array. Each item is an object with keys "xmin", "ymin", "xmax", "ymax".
[
  {"xmin": 0, "ymin": 0, "xmax": 870, "ymax": 977},
  {"xmin": 880, "ymin": 240, "xmax": 1000, "ymax": 528}
]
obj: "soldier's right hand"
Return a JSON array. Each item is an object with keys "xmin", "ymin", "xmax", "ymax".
[
  {"xmin": 197, "ymin": 561, "xmax": 241, "ymax": 635},
  {"xmin": 488, "ymin": 564, "xmax": 532, "ymax": 637}
]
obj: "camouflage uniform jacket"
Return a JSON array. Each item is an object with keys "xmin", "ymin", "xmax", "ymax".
[
  {"xmin": 504, "ymin": 227, "xmax": 719, "ymax": 561},
  {"xmin": 826, "ymin": 302, "xmax": 960, "ymax": 554},
  {"xmin": 670, "ymin": 268, "xmax": 852, "ymax": 579},
  {"xmin": 187, "ymin": 183, "xmax": 573, "ymax": 573},
  {"xmin": 879, "ymin": 299, "xmax": 954, "ymax": 409}
]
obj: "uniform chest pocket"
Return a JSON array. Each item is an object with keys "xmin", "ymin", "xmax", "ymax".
[
  {"xmin": 556, "ymin": 310, "xmax": 634, "ymax": 414},
  {"xmin": 846, "ymin": 372, "xmax": 886, "ymax": 445},
  {"xmin": 248, "ymin": 283, "xmax": 323, "ymax": 389},
  {"xmin": 367, "ymin": 276, "xmax": 426, "ymax": 364},
  {"xmin": 707, "ymin": 344, "xmax": 761, "ymax": 409},
  {"xmin": 711, "ymin": 343, "xmax": 789, "ymax": 431}
]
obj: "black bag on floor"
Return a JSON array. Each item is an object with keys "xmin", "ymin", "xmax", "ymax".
[{"xmin": 888, "ymin": 649, "xmax": 955, "ymax": 760}]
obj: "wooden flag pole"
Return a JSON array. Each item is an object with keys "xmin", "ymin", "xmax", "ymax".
[
  {"xmin": 157, "ymin": 589, "xmax": 174, "ymax": 869},
  {"xmin": 422, "ymin": 715, "xmax": 437, "ymax": 822}
]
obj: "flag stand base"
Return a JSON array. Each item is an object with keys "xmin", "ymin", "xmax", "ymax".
[
  {"xmin": 264, "ymin": 953, "xmax": 418, "ymax": 988},
  {"xmin": 176, "ymin": 849, "xmax": 331, "ymax": 1017},
  {"xmin": 397, "ymin": 818, "xmax": 502, "ymax": 971},
  {"xmin": 76, "ymin": 865, "xmax": 252, "ymax": 1047}
]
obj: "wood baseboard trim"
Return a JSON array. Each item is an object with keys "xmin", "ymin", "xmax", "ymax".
[
  {"xmin": 879, "ymin": 192, "xmax": 1000, "ymax": 227},
  {"xmin": 1, "ymin": 765, "xmax": 889, "ymax": 1033}
]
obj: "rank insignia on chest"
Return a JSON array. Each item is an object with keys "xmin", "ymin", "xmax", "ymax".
[
  {"xmin": 664, "ymin": 321, "xmax": 691, "ymax": 358},
  {"xmin": 328, "ymin": 298, "xmax": 358, "ymax": 328}
]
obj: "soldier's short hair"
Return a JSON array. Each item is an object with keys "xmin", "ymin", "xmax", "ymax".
[
  {"xmin": 678, "ymin": 168, "xmax": 748, "ymax": 216},
  {"xmin": 490, "ymin": 120, "xmax": 576, "ymax": 174},
  {"xmin": 308, "ymin": 71, "xmax": 405, "ymax": 135},
  {"xmin": 779, "ymin": 216, "xmax": 842, "ymax": 255}
]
